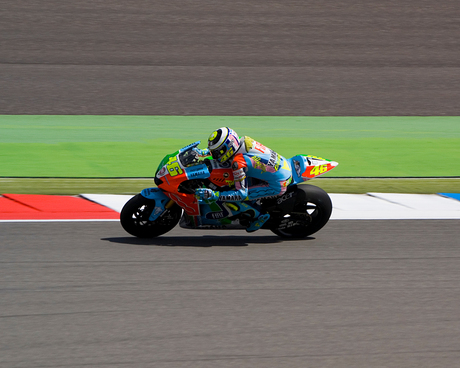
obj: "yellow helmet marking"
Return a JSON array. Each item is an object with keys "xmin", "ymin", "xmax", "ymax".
[{"xmin": 209, "ymin": 131, "xmax": 218, "ymax": 142}]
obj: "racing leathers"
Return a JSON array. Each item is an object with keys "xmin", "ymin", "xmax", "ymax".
[
  {"xmin": 194, "ymin": 136, "xmax": 292, "ymax": 232},
  {"xmin": 195, "ymin": 136, "xmax": 292, "ymax": 202}
]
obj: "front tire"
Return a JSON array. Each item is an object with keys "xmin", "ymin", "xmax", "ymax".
[
  {"xmin": 271, "ymin": 184, "xmax": 332, "ymax": 239},
  {"xmin": 120, "ymin": 194, "xmax": 182, "ymax": 238}
]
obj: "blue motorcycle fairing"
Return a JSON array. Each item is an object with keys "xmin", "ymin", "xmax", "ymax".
[
  {"xmin": 179, "ymin": 141, "xmax": 200, "ymax": 153},
  {"xmin": 187, "ymin": 200, "xmax": 262, "ymax": 228},
  {"xmin": 140, "ymin": 187, "xmax": 171, "ymax": 221}
]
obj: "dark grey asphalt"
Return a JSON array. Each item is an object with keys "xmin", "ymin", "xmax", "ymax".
[
  {"xmin": 1, "ymin": 220, "xmax": 460, "ymax": 367},
  {"xmin": 1, "ymin": 0, "xmax": 460, "ymax": 115}
]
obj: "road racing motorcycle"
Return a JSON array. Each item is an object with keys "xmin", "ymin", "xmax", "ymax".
[{"xmin": 120, "ymin": 142, "xmax": 338, "ymax": 239}]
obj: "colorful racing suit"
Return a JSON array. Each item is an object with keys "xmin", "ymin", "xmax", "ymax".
[{"xmin": 217, "ymin": 136, "xmax": 292, "ymax": 202}]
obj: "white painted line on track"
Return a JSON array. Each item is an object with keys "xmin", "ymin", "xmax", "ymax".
[
  {"xmin": 80, "ymin": 193, "xmax": 134, "ymax": 212},
  {"xmin": 330, "ymin": 193, "xmax": 460, "ymax": 220},
  {"xmin": 86, "ymin": 193, "xmax": 460, "ymax": 220},
  {"xmin": 2, "ymin": 193, "xmax": 460, "ymax": 222},
  {"xmin": 368, "ymin": 193, "xmax": 460, "ymax": 210}
]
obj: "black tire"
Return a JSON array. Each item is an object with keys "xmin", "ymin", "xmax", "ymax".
[
  {"xmin": 271, "ymin": 184, "xmax": 332, "ymax": 239},
  {"xmin": 120, "ymin": 194, "xmax": 182, "ymax": 238}
]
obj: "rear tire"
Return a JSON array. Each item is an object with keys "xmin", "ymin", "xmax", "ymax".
[
  {"xmin": 120, "ymin": 194, "xmax": 182, "ymax": 238},
  {"xmin": 271, "ymin": 184, "xmax": 332, "ymax": 239}
]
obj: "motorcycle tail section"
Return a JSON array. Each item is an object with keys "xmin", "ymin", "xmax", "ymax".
[{"xmin": 290, "ymin": 155, "xmax": 338, "ymax": 184}]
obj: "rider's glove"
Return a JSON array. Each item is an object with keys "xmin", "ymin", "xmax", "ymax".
[{"xmin": 195, "ymin": 188, "xmax": 220, "ymax": 203}]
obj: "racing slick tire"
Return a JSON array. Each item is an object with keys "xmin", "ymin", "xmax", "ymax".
[
  {"xmin": 270, "ymin": 184, "xmax": 332, "ymax": 239},
  {"xmin": 120, "ymin": 194, "xmax": 182, "ymax": 238}
]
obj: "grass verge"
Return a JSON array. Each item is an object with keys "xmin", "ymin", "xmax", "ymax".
[{"xmin": 2, "ymin": 116, "xmax": 460, "ymax": 177}]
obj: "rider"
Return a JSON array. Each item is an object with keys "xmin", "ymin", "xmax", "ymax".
[{"xmin": 194, "ymin": 127, "xmax": 292, "ymax": 232}]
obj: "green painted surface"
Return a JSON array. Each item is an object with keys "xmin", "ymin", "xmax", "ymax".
[{"xmin": 1, "ymin": 116, "xmax": 459, "ymax": 178}]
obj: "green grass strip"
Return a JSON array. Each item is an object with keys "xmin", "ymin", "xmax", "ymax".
[{"xmin": 1, "ymin": 115, "xmax": 459, "ymax": 178}]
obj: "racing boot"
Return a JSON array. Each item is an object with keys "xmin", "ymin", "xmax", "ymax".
[
  {"xmin": 223, "ymin": 202, "xmax": 270, "ymax": 232},
  {"xmin": 246, "ymin": 213, "xmax": 270, "ymax": 233}
]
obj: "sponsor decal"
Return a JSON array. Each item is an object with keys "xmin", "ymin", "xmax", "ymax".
[
  {"xmin": 233, "ymin": 168, "xmax": 245, "ymax": 182},
  {"xmin": 267, "ymin": 150, "xmax": 278, "ymax": 168},
  {"xmin": 254, "ymin": 141, "xmax": 267, "ymax": 153},
  {"xmin": 266, "ymin": 150, "xmax": 282, "ymax": 171},
  {"xmin": 252, "ymin": 156, "xmax": 267, "ymax": 173},
  {"xmin": 204, "ymin": 202, "xmax": 230, "ymax": 220},
  {"xmin": 276, "ymin": 191, "xmax": 295, "ymax": 204},
  {"xmin": 157, "ymin": 166, "xmax": 167, "ymax": 177},
  {"xmin": 187, "ymin": 169, "xmax": 207, "ymax": 178},
  {"xmin": 219, "ymin": 194, "xmax": 243, "ymax": 201},
  {"xmin": 278, "ymin": 219, "xmax": 301, "ymax": 230},
  {"xmin": 206, "ymin": 211, "xmax": 225, "ymax": 219}
]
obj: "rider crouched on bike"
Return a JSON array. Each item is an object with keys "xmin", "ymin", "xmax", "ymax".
[{"xmin": 194, "ymin": 127, "xmax": 292, "ymax": 232}]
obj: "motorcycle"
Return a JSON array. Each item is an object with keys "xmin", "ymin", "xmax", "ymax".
[{"xmin": 120, "ymin": 141, "xmax": 338, "ymax": 239}]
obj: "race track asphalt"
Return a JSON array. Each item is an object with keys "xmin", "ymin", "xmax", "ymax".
[
  {"xmin": 1, "ymin": 220, "xmax": 460, "ymax": 368},
  {"xmin": 1, "ymin": 0, "xmax": 460, "ymax": 115}
]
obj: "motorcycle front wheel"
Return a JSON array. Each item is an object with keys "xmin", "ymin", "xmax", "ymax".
[
  {"xmin": 120, "ymin": 194, "xmax": 182, "ymax": 238},
  {"xmin": 270, "ymin": 184, "xmax": 332, "ymax": 239}
]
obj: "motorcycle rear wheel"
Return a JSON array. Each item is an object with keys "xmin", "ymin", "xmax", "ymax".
[
  {"xmin": 271, "ymin": 184, "xmax": 332, "ymax": 239},
  {"xmin": 120, "ymin": 194, "xmax": 182, "ymax": 238}
]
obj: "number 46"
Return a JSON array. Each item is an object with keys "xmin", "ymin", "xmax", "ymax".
[
  {"xmin": 166, "ymin": 157, "xmax": 183, "ymax": 177},
  {"xmin": 309, "ymin": 164, "xmax": 328, "ymax": 176}
]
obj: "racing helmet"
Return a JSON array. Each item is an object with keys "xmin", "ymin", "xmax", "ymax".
[{"xmin": 208, "ymin": 127, "xmax": 240, "ymax": 163}]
